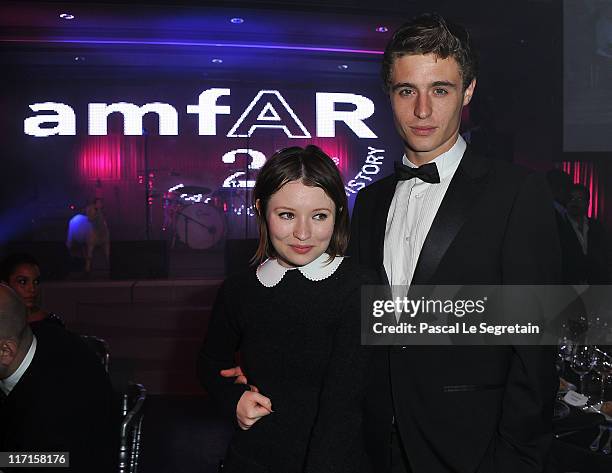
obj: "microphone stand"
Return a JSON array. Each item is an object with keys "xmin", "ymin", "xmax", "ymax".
[
  {"xmin": 245, "ymin": 132, "xmax": 250, "ymax": 240},
  {"xmin": 143, "ymin": 127, "xmax": 151, "ymax": 241}
]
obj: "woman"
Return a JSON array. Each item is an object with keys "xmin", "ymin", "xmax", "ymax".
[
  {"xmin": 0, "ymin": 253, "xmax": 64, "ymax": 326},
  {"xmin": 198, "ymin": 145, "xmax": 372, "ymax": 473}
]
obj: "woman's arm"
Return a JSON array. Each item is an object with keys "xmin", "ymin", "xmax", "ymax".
[{"xmin": 197, "ymin": 280, "xmax": 251, "ymax": 417}]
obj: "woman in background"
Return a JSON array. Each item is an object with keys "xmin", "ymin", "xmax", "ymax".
[{"xmin": 0, "ymin": 253, "xmax": 64, "ymax": 326}]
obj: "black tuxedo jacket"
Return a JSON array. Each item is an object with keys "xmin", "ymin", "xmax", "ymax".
[
  {"xmin": 0, "ymin": 323, "xmax": 118, "ymax": 473},
  {"xmin": 556, "ymin": 213, "xmax": 610, "ymax": 284},
  {"xmin": 349, "ymin": 147, "xmax": 562, "ymax": 473}
]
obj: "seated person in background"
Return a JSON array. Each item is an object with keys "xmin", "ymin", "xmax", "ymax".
[
  {"xmin": 0, "ymin": 284, "xmax": 117, "ymax": 472},
  {"xmin": 0, "ymin": 253, "xmax": 64, "ymax": 326},
  {"xmin": 198, "ymin": 145, "xmax": 373, "ymax": 473}
]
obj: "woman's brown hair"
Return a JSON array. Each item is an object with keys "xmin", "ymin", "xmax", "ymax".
[{"xmin": 252, "ymin": 145, "xmax": 349, "ymax": 264}]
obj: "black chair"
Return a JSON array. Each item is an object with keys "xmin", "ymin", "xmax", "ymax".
[
  {"xmin": 119, "ymin": 383, "xmax": 147, "ymax": 473},
  {"xmin": 80, "ymin": 335, "xmax": 110, "ymax": 372}
]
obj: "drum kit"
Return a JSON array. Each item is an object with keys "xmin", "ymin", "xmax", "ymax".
[{"xmin": 163, "ymin": 183, "xmax": 257, "ymax": 250}]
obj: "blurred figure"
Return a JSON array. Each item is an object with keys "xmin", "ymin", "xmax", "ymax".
[
  {"xmin": 545, "ymin": 170, "xmax": 591, "ymax": 284},
  {"xmin": 565, "ymin": 184, "xmax": 610, "ymax": 284},
  {"xmin": 0, "ymin": 284, "xmax": 117, "ymax": 472},
  {"xmin": 66, "ymin": 197, "xmax": 110, "ymax": 274},
  {"xmin": 0, "ymin": 253, "xmax": 64, "ymax": 327},
  {"xmin": 546, "ymin": 169, "xmax": 573, "ymax": 217}
]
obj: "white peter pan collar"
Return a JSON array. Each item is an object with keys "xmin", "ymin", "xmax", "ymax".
[{"xmin": 256, "ymin": 253, "xmax": 344, "ymax": 288}]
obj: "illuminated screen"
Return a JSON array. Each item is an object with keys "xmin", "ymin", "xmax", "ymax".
[
  {"xmin": 564, "ymin": 0, "xmax": 612, "ymax": 151},
  {"xmin": 1, "ymin": 73, "xmax": 402, "ymax": 243}
]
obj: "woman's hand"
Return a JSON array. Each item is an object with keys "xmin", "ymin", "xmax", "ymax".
[
  {"xmin": 220, "ymin": 366, "xmax": 248, "ymax": 385},
  {"xmin": 236, "ymin": 390, "xmax": 273, "ymax": 430}
]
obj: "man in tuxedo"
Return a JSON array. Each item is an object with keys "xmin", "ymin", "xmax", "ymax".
[
  {"xmin": 563, "ymin": 184, "xmax": 610, "ymax": 284},
  {"xmin": 348, "ymin": 14, "xmax": 561, "ymax": 473},
  {"xmin": 0, "ymin": 284, "xmax": 117, "ymax": 472}
]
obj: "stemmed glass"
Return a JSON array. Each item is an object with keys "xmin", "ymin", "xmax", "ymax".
[
  {"xmin": 557, "ymin": 336, "xmax": 575, "ymax": 377},
  {"xmin": 570, "ymin": 345, "xmax": 597, "ymax": 394},
  {"xmin": 593, "ymin": 348, "xmax": 612, "ymax": 403}
]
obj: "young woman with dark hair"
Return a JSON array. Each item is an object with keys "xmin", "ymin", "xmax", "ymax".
[{"xmin": 198, "ymin": 145, "xmax": 373, "ymax": 473}]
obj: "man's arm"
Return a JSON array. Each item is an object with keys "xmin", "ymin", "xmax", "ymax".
[{"xmin": 497, "ymin": 171, "xmax": 561, "ymax": 472}]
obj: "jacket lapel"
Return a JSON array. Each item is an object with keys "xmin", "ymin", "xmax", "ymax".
[
  {"xmin": 372, "ymin": 176, "xmax": 397, "ymax": 283},
  {"xmin": 411, "ymin": 147, "xmax": 491, "ymax": 284}
]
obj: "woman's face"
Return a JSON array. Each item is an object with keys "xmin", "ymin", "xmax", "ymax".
[
  {"xmin": 263, "ymin": 180, "xmax": 336, "ymax": 268},
  {"xmin": 8, "ymin": 263, "xmax": 41, "ymax": 309}
]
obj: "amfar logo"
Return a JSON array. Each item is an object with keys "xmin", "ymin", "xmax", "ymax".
[{"xmin": 23, "ymin": 88, "xmax": 377, "ymax": 139}]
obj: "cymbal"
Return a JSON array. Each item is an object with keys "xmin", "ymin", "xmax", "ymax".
[{"xmin": 175, "ymin": 185, "xmax": 211, "ymax": 195}]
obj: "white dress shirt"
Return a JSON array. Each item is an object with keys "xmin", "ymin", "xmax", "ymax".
[
  {"xmin": 383, "ymin": 136, "xmax": 467, "ymax": 295},
  {"xmin": 568, "ymin": 216, "xmax": 589, "ymax": 255},
  {"xmin": 0, "ymin": 334, "xmax": 37, "ymax": 395}
]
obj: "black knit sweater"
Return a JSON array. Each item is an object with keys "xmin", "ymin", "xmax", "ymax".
[{"xmin": 198, "ymin": 258, "xmax": 374, "ymax": 473}]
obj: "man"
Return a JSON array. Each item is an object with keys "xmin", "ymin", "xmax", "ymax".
[
  {"xmin": 563, "ymin": 184, "xmax": 609, "ymax": 284},
  {"xmin": 348, "ymin": 14, "xmax": 561, "ymax": 473},
  {"xmin": 0, "ymin": 284, "xmax": 117, "ymax": 472}
]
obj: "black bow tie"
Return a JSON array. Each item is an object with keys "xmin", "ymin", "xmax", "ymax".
[{"xmin": 394, "ymin": 161, "xmax": 440, "ymax": 184}]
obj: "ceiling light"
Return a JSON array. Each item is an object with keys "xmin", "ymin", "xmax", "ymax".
[
  {"xmin": 59, "ymin": 13, "xmax": 75, "ymax": 20},
  {"xmin": 376, "ymin": 26, "xmax": 389, "ymax": 33},
  {"xmin": 230, "ymin": 18, "xmax": 244, "ymax": 24},
  {"xmin": 74, "ymin": 56, "xmax": 85, "ymax": 61},
  {"xmin": 338, "ymin": 64, "xmax": 349, "ymax": 70},
  {"xmin": 212, "ymin": 58, "xmax": 223, "ymax": 64}
]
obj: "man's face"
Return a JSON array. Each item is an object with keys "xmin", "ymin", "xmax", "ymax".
[
  {"xmin": 389, "ymin": 53, "xmax": 475, "ymax": 164},
  {"xmin": 567, "ymin": 190, "xmax": 588, "ymax": 219},
  {"xmin": 0, "ymin": 337, "xmax": 18, "ymax": 378}
]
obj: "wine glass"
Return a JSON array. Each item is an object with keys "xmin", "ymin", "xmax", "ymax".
[
  {"xmin": 557, "ymin": 336, "xmax": 575, "ymax": 378},
  {"xmin": 593, "ymin": 348, "xmax": 612, "ymax": 403},
  {"xmin": 570, "ymin": 345, "xmax": 597, "ymax": 394}
]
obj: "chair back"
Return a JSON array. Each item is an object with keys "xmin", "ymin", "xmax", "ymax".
[
  {"xmin": 81, "ymin": 335, "xmax": 110, "ymax": 372},
  {"xmin": 118, "ymin": 383, "xmax": 147, "ymax": 473}
]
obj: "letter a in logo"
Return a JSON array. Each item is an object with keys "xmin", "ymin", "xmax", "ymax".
[{"xmin": 227, "ymin": 90, "xmax": 310, "ymax": 138}]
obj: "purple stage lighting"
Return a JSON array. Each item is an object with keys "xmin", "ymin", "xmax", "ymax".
[{"xmin": 1, "ymin": 38, "xmax": 383, "ymax": 55}]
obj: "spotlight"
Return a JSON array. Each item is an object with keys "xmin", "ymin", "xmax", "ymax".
[
  {"xmin": 59, "ymin": 13, "xmax": 75, "ymax": 20},
  {"xmin": 376, "ymin": 26, "xmax": 388, "ymax": 33},
  {"xmin": 338, "ymin": 64, "xmax": 349, "ymax": 70},
  {"xmin": 212, "ymin": 58, "xmax": 223, "ymax": 64},
  {"xmin": 74, "ymin": 56, "xmax": 85, "ymax": 62},
  {"xmin": 230, "ymin": 18, "xmax": 244, "ymax": 24}
]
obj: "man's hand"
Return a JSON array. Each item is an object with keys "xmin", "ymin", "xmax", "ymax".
[{"xmin": 236, "ymin": 391, "xmax": 273, "ymax": 430}]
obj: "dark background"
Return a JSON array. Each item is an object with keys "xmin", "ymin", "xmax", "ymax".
[{"xmin": 1, "ymin": 0, "xmax": 609, "ymax": 242}]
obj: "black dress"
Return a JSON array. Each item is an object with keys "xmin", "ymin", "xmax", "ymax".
[{"xmin": 197, "ymin": 257, "xmax": 372, "ymax": 473}]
